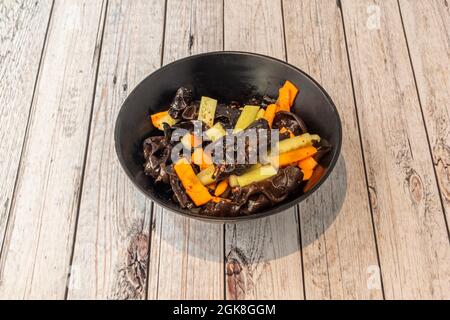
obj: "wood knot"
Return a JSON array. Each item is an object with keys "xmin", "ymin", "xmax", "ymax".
[
  {"xmin": 226, "ymin": 258, "xmax": 242, "ymax": 276},
  {"xmin": 117, "ymin": 234, "xmax": 149, "ymax": 299},
  {"xmin": 406, "ymin": 169, "xmax": 423, "ymax": 204},
  {"xmin": 225, "ymin": 257, "xmax": 245, "ymax": 300}
]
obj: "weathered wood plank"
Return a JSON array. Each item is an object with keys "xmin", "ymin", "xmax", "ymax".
[
  {"xmin": 283, "ymin": 0, "xmax": 382, "ymax": 299},
  {"xmin": 224, "ymin": 0, "xmax": 304, "ymax": 300},
  {"xmin": 399, "ymin": 0, "xmax": 450, "ymax": 227},
  {"xmin": 341, "ymin": 0, "xmax": 450, "ymax": 299},
  {"xmin": 147, "ymin": 0, "xmax": 224, "ymax": 300},
  {"xmin": 0, "ymin": 0, "xmax": 53, "ymax": 252},
  {"xmin": 0, "ymin": 0, "xmax": 107, "ymax": 299},
  {"xmin": 66, "ymin": 0, "xmax": 165, "ymax": 300}
]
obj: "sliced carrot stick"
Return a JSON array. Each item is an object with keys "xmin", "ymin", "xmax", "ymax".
[
  {"xmin": 181, "ymin": 133, "xmax": 202, "ymax": 149},
  {"xmin": 264, "ymin": 104, "xmax": 277, "ymax": 128},
  {"xmin": 283, "ymin": 80, "xmax": 299, "ymax": 106},
  {"xmin": 277, "ymin": 86, "xmax": 291, "ymax": 112},
  {"xmin": 192, "ymin": 148, "xmax": 212, "ymax": 170},
  {"xmin": 272, "ymin": 146, "xmax": 317, "ymax": 167},
  {"xmin": 150, "ymin": 111, "xmax": 178, "ymax": 130},
  {"xmin": 298, "ymin": 156, "xmax": 318, "ymax": 181},
  {"xmin": 301, "ymin": 169, "xmax": 314, "ymax": 181},
  {"xmin": 174, "ymin": 158, "xmax": 212, "ymax": 206},
  {"xmin": 191, "ymin": 134, "xmax": 202, "ymax": 148},
  {"xmin": 298, "ymin": 156, "xmax": 318, "ymax": 171},
  {"xmin": 303, "ymin": 165, "xmax": 326, "ymax": 192},
  {"xmin": 214, "ymin": 179, "xmax": 229, "ymax": 197}
]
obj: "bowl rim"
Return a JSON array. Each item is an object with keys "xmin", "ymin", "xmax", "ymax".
[{"xmin": 114, "ymin": 51, "xmax": 343, "ymax": 223}]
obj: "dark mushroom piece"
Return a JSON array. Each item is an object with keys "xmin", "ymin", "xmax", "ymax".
[
  {"xmin": 143, "ymin": 135, "xmax": 173, "ymax": 184},
  {"xmin": 261, "ymin": 95, "xmax": 277, "ymax": 108},
  {"xmin": 200, "ymin": 200, "xmax": 241, "ymax": 217},
  {"xmin": 168, "ymin": 87, "xmax": 193, "ymax": 119},
  {"xmin": 181, "ymin": 100, "xmax": 200, "ymax": 120},
  {"xmin": 165, "ymin": 165, "xmax": 195, "ymax": 209},
  {"xmin": 210, "ymin": 118, "xmax": 272, "ymax": 179},
  {"xmin": 245, "ymin": 95, "xmax": 276, "ymax": 109},
  {"xmin": 201, "ymin": 166, "xmax": 302, "ymax": 217},
  {"xmin": 272, "ymin": 111, "xmax": 308, "ymax": 136},
  {"xmin": 214, "ymin": 103, "xmax": 241, "ymax": 129},
  {"xmin": 232, "ymin": 166, "xmax": 302, "ymax": 211}
]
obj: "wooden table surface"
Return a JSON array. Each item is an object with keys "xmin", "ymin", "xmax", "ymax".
[{"xmin": 0, "ymin": 0, "xmax": 449, "ymax": 300}]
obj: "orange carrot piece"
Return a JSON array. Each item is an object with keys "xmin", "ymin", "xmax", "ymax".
[
  {"xmin": 301, "ymin": 169, "xmax": 314, "ymax": 181},
  {"xmin": 299, "ymin": 156, "xmax": 318, "ymax": 181},
  {"xmin": 192, "ymin": 148, "xmax": 212, "ymax": 170},
  {"xmin": 264, "ymin": 104, "xmax": 277, "ymax": 128},
  {"xmin": 298, "ymin": 156, "xmax": 318, "ymax": 171},
  {"xmin": 174, "ymin": 159, "xmax": 212, "ymax": 206},
  {"xmin": 214, "ymin": 179, "xmax": 229, "ymax": 197},
  {"xmin": 272, "ymin": 146, "xmax": 317, "ymax": 167},
  {"xmin": 182, "ymin": 133, "xmax": 202, "ymax": 149},
  {"xmin": 151, "ymin": 111, "xmax": 168, "ymax": 128},
  {"xmin": 303, "ymin": 165, "xmax": 326, "ymax": 192},
  {"xmin": 277, "ymin": 86, "xmax": 291, "ymax": 112},
  {"xmin": 283, "ymin": 80, "xmax": 299, "ymax": 106},
  {"xmin": 190, "ymin": 134, "xmax": 202, "ymax": 148}
]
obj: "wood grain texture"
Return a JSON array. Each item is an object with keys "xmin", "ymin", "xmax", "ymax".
[
  {"xmin": 283, "ymin": 0, "xmax": 382, "ymax": 299},
  {"xmin": 342, "ymin": 0, "xmax": 450, "ymax": 299},
  {"xmin": 66, "ymin": 0, "xmax": 165, "ymax": 300},
  {"xmin": 147, "ymin": 0, "xmax": 224, "ymax": 300},
  {"xmin": 399, "ymin": 0, "xmax": 450, "ymax": 226},
  {"xmin": 0, "ymin": 0, "xmax": 53, "ymax": 251},
  {"xmin": 0, "ymin": 0, "xmax": 107, "ymax": 299},
  {"xmin": 224, "ymin": 0, "xmax": 304, "ymax": 300}
]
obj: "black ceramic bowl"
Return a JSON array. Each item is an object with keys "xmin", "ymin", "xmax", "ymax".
[{"xmin": 115, "ymin": 52, "xmax": 342, "ymax": 222}]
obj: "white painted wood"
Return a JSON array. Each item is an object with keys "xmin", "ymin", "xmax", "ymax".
[
  {"xmin": 283, "ymin": 0, "xmax": 383, "ymax": 299},
  {"xmin": 399, "ymin": 0, "xmax": 450, "ymax": 226},
  {"xmin": 0, "ymin": 0, "xmax": 107, "ymax": 299},
  {"xmin": 224, "ymin": 0, "xmax": 304, "ymax": 300},
  {"xmin": 66, "ymin": 0, "xmax": 165, "ymax": 300},
  {"xmin": 0, "ymin": 0, "xmax": 448, "ymax": 300},
  {"xmin": 0, "ymin": 0, "xmax": 53, "ymax": 251},
  {"xmin": 342, "ymin": 0, "xmax": 450, "ymax": 299},
  {"xmin": 147, "ymin": 0, "xmax": 224, "ymax": 300}
]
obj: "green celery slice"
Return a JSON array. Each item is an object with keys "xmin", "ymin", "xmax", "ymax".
[{"xmin": 198, "ymin": 96, "xmax": 218, "ymax": 127}]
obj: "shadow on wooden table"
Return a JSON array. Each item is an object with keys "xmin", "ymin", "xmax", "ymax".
[
  {"xmin": 225, "ymin": 154, "xmax": 347, "ymax": 263},
  {"xmin": 298, "ymin": 154, "xmax": 347, "ymax": 248},
  {"xmin": 155, "ymin": 155, "xmax": 347, "ymax": 262}
]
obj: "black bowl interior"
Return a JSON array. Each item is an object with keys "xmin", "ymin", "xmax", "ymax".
[{"xmin": 115, "ymin": 52, "xmax": 342, "ymax": 222}]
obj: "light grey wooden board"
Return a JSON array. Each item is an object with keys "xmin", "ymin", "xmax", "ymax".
[
  {"xmin": 147, "ymin": 0, "xmax": 224, "ymax": 300},
  {"xmin": 66, "ymin": 0, "xmax": 165, "ymax": 300},
  {"xmin": 0, "ymin": 0, "xmax": 107, "ymax": 299},
  {"xmin": 342, "ymin": 0, "xmax": 450, "ymax": 299},
  {"xmin": 399, "ymin": 0, "xmax": 450, "ymax": 227},
  {"xmin": 224, "ymin": 0, "xmax": 304, "ymax": 300},
  {"xmin": 0, "ymin": 0, "xmax": 53, "ymax": 253},
  {"xmin": 283, "ymin": 0, "xmax": 383, "ymax": 299}
]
